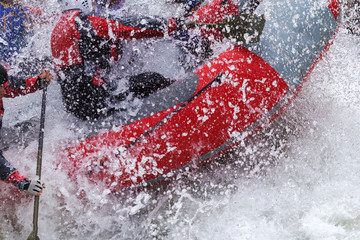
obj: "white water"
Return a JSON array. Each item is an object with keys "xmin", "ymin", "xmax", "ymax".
[{"xmin": 1, "ymin": 1, "xmax": 360, "ymax": 239}]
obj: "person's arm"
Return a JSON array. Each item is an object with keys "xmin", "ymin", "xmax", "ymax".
[
  {"xmin": 3, "ymin": 70, "xmax": 52, "ymax": 98},
  {"xmin": 0, "ymin": 152, "xmax": 44, "ymax": 196},
  {"xmin": 83, "ymin": 13, "xmax": 167, "ymax": 40}
]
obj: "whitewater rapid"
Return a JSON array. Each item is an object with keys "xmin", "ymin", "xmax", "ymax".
[{"xmin": 1, "ymin": 1, "xmax": 360, "ymax": 239}]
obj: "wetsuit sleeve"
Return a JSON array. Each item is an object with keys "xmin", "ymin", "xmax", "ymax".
[{"xmin": 3, "ymin": 75, "xmax": 40, "ymax": 98}]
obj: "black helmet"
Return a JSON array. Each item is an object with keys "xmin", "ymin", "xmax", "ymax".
[{"xmin": 0, "ymin": 65, "xmax": 8, "ymax": 85}]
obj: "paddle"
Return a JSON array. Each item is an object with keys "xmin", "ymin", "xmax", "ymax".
[
  {"xmin": 197, "ymin": 13, "xmax": 265, "ymax": 43},
  {"xmin": 181, "ymin": 0, "xmax": 265, "ymax": 44},
  {"xmin": 27, "ymin": 86, "xmax": 47, "ymax": 240}
]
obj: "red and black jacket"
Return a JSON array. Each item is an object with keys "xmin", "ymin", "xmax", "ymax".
[{"xmin": 0, "ymin": 76, "xmax": 40, "ymax": 126}]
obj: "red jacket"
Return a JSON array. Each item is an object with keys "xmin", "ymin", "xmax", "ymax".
[
  {"xmin": 51, "ymin": 10, "xmax": 167, "ymax": 73},
  {"xmin": 0, "ymin": 76, "xmax": 40, "ymax": 118}
]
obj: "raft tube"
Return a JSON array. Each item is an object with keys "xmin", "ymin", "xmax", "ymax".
[{"xmin": 59, "ymin": 0, "xmax": 341, "ymax": 192}]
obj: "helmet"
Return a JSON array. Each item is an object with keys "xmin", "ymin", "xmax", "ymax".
[
  {"xmin": 0, "ymin": 65, "xmax": 8, "ymax": 85},
  {"xmin": 58, "ymin": 0, "xmax": 94, "ymax": 12}
]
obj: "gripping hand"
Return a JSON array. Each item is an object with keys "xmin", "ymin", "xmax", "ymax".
[{"xmin": 15, "ymin": 178, "xmax": 45, "ymax": 196}]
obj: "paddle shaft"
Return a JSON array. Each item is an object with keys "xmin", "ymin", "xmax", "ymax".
[
  {"xmin": 27, "ymin": 86, "xmax": 47, "ymax": 240},
  {"xmin": 199, "ymin": 12, "xmax": 265, "ymax": 43},
  {"xmin": 181, "ymin": 0, "xmax": 265, "ymax": 43}
]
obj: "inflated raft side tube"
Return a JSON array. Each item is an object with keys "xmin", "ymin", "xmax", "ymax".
[{"xmin": 59, "ymin": 0, "xmax": 341, "ymax": 192}]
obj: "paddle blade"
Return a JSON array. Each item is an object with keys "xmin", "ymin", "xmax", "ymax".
[
  {"xmin": 27, "ymin": 231, "xmax": 40, "ymax": 240},
  {"xmin": 216, "ymin": 13, "xmax": 266, "ymax": 44}
]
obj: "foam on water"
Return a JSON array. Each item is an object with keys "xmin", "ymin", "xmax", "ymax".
[{"xmin": 1, "ymin": 1, "xmax": 360, "ymax": 239}]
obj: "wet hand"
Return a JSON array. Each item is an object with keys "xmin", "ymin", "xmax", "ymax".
[
  {"xmin": 37, "ymin": 69, "xmax": 53, "ymax": 89},
  {"xmin": 39, "ymin": 69, "xmax": 53, "ymax": 83}
]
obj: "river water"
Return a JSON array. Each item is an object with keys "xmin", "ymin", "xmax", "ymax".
[{"xmin": 1, "ymin": 1, "xmax": 360, "ymax": 239}]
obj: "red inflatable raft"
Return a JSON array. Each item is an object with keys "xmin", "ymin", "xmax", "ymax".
[{"xmin": 58, "ymin": 0, "xmax": 341, "ymax": 191}]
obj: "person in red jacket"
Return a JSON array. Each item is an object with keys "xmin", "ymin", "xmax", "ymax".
[
  {"xmin": 0, "ymin": 64, "xmax": 52, "ymax": 196},
  {"xmin": 51, "ymin": 0, "xmax": 191, "ymax": 120}
]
